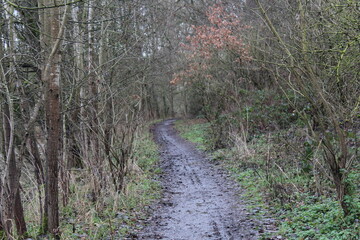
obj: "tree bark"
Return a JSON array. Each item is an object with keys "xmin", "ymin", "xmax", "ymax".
[{"xmin": 40, "ymin": 0, "xmax": 68, "ymax": 237}]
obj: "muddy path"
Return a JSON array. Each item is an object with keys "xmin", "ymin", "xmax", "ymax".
[{"xmin": 138, "ymin": 119, "xmax": 261, "ymax": 240}]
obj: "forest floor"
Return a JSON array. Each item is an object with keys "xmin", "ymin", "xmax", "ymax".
[{"xmin": 137, "ymin": 119, "xmax": 275, "ymax": 240}]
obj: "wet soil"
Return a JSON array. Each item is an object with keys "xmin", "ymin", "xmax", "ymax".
[{"xmin": 138, "ymin": 119, "xmax": 262, "ymax": 240}]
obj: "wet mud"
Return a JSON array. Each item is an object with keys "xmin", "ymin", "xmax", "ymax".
[{"xmin": 138, "ymin": 119, "xmax": 263, "ymax": 240}]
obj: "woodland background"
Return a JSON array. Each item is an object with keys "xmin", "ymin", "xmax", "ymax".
[{"xmin": 0, "ymin": 0, "xmax": 359, "ymax": 239}]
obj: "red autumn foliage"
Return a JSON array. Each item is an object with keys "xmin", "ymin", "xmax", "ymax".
[{"xmin": 171, "ymin": 5, "xmax": 251, "ymax": 85}]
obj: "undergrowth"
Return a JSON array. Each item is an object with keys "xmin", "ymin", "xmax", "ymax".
[
  {"xmin": 23, "ymin": 126, "xmax": 161, "ymax": 239},
  {"xmin": 175, "ymin": 119, "xmax": 360, "ymax": 240}
]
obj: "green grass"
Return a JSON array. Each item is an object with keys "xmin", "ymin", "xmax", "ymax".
[{"xmin": 175, "ymin": 119, "xmax": 209, "ymax": 150}]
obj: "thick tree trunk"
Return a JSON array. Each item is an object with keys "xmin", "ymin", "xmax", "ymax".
[
  {"xmin": 40, "ymin": 0, "xmax": 67, "ymax": 238},
  {"xmin": 44, "ymin": 47, "xmax": 61, "ymax": 239}
]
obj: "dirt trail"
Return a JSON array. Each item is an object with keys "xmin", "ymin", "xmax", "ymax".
[{"xmin": 139, "ymin": 119, "xmax": 261, "ymax": 240}]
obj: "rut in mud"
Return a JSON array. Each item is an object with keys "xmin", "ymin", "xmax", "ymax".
[{"xmin": 139, "ymin": 119, "xmax": 262, "ymax": 240}]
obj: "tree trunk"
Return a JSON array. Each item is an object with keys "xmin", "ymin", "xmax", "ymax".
[
  {"xmin": 1, "ymin": 2, "xmax": 27, "ymax": 238},
  {"xmin": 68, "ymin": 4, "xmax": 84, "ymax": 170},
  {"xmin": 87, "ymin": 0, "xmax": 102, "ymax": 198},
  {"xmin": 1, "ymin": 99, "xmax": 18, "ymax": 238},
  {"xmin": 14, "ymin": 191, "xmax": 27, "ymax": 237},
  {"xmin": 40, "ymin": 0, "xmax": 68, "ymax": 238}
]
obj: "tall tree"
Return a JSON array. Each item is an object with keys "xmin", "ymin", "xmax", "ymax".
[
  {"xmin": 39, "ymin": 0, "xmax": 68, "ymax": 237},
  {"xmin": 0, "ymin": 1, "xmax": 28, "ymax": 238}
]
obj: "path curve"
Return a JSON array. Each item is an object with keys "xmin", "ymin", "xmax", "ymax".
[{"xmin": 139, "ymin": 119, "xmax": 260, "ymax": 240}]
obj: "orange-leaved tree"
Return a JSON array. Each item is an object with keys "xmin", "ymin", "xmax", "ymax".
[
  {"xmin": 171, "ymin": 4, "xmax": 252, "ymax": 148},
  {"xmin": 171, "ymin": 5, "xmax": 251, "ymax": 86}
]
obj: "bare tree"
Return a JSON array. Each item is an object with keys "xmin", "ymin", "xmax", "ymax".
[
  {"xmin": 254, "ymin": 0, "xmax": 359, "ymax": 215},
  {"xmin": 38, "ymin": 0, "xmax": 68, "ymax": 237}
]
